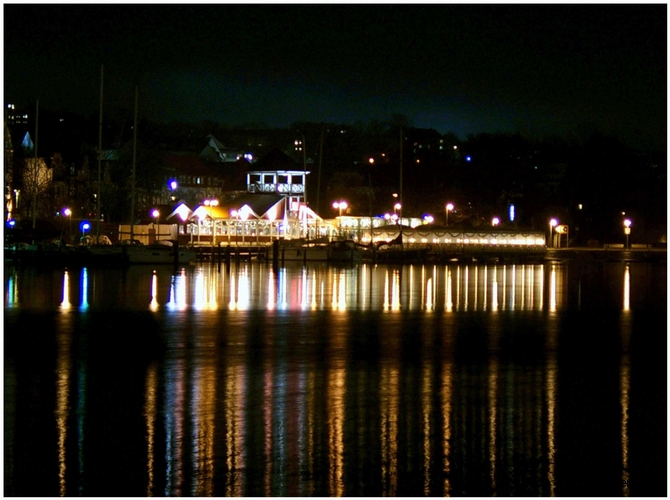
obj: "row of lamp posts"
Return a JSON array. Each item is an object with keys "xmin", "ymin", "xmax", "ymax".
[{"xmin": 548, "ymin": 216, "xmax": 632, "ymax": 249}]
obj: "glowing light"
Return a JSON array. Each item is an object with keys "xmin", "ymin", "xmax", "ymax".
[
  {"xmin": 175, "ymin": 204, "xmax": 191, "ymax": 222},
  {"xmin": 60, "ymin": 270, "xmax": 71, "ymax": 310}
]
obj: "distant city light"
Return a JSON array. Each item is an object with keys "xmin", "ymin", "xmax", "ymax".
[{"xmin": 466, "ymin": 156, "xmax": 472, "ymax": 162}]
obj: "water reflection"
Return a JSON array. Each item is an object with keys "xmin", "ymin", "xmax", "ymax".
[
  {"xmin": 4, "ymin": 260, "xmax": 666, "ymax": 497},
  {"xmin": 2, "ymin": 262, "xmax": 583, "ymax": 312},
  {"xmin": 621, "ymin": 264, "xmax": 632, "ymax": 496}
]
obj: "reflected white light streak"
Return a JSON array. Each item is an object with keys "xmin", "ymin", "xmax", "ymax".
[
  {"xmin": 381, "ymin": 366, "xmax": 399, "ymax": 495},
  {"xmin": 194, "ymin": 269, "xmax": 206, "ymax": 310},
  {"xmin": 164, "ymin": 359, "xmax": 185, "ymax": 495},
  {"xmin": 384, "ymin": 271, "xmax": 390, "ymax": 310},
  {"xmin": 301, "ymin": 268, "xmax": 309, "ymax": 309},
  {"xmin": 621, "ymin": 308, "xmax": 632, "ymax": 496},
  {"xmin": 278, "ymin": 269, "xmax": 288, "ymax": 310},
  {"xmin": 456, "ymin": 267, "xmax": 461, "ymax": 310},
  {"xmin": 168, "ymin": 272, "xmax": 188, "ymax": 311},
  {"xmin": 339, "ymin": 273, "xmax": 347, "ymax": 310},
  {"xmin": 80, "ymin": 268, "xmax": 89, "ymax": 310},
  {"xmin": 236, "ymin": 268, "xmax": 251, "ymax": 310},
  {"xmin": 311, "ymin": 270, "xmax": 318, "ymax": 309},
  {"xmin": 464, "ymin": 267, "xmax": 469, "ymax": 310},
  {"xmin": 229, "ymin": 273, "xmax": 237, "ymax": 309},
  {"xmin": 509, "ymin": 265, "xmax": 516, "ymax": 311},
  {"xmin": 426, "ymin": 277, "xmax": 433, "ymax": 310},
  {"xmin": 446, "ymin": 269, "xmax": 453, "ymax": 311},
  {"xmin": 391, "ymin": 270, "xmax": 401, "ymax": 310},
  {"xmin": 488, "ymin": 356, "xmax": 498, "ymax": 493},
  {"xmin": 150, "ymin": 271, "xmax": 159, "ymax": 311},
  {"xmin": 263, "ymin": 361, "xmax": 273, "ymax": 496},
  {"xmin": 502, "ymin": 265, "xmax": 507, "ymax": 310},
  {"xmin": 224, "ymin": 365, "xmax": 245, "ymax": 497},
  {"xmin": 539, "ymin": 266, "xmax": 544, "ymax": 310},
  {"xmin": 546, "ymin": 322, "xmax": 558, "ymax": 496},
  {"xmin": 60, "ymin": 270, "xmax": 71, "ymax": 310},
  {"xmin": 267, "ymin": 270, "xmax": 276, "ymax": 310},
  {"xmin": 328, "ymin": 365, "xmax": 346, "ymax": 496},
  {"xmin": 521, "ymin": 265, "xmax": 525, "ymax": 310},
  {"xmin": 409, "ymin": 266, "xmax": 415, "ymax": 309},
  {"xmin": 442, "ymin": 362, "xmax": 453, "ymax": 496},
  {"xmin": 331, "ymin": 279, "xmax": 339, "ymax": 310},
  {"xmin": 422, "ymin": 365, "xmax": 433, "ymax": 495},
  {"xmin": 144, "ymin": 363, "xmax": 158, "ymax": 496},
  {"xmin": 474, "ymin": 266, "xmax": 478, "ymax": 310},
  {"xmin": 550, "ymin": 265, "xmax": 557, "ymax": 312},
  {"xmin": 623, "ymin": 264, "xmax": 630, "ymax": 311},
  {"xmin": 55, "ymin": 330, "xmax": 71, "ymax": 496},
  {"xmin": 483, "ymin": 266, "xmax": 489, "ymax": 311},
  {"xmin": 492, "ymin": 266, "xmax": 499, "ymax": 311},
  {"xmin": 621, "ymin": 357, "xmax": 630, "ymax": 496}
]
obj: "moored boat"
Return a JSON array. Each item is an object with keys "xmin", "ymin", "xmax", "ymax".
[
  {"xmin": 123, "ymin": 240, "xmax": 197, "ymax": 265},
  {"xmin": 269, "ymin": 239, "xmax": 363, "ymax": 263}
]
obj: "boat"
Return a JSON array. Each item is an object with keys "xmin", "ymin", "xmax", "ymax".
[
  {"xmin": 270, "ymin": 239, "xmax": 363, "ymax": 263},
  {"xmin": 123, "ymin": 240, "xmax": 197, "ymax": 265},
  {"xmin": 77, "ymin": 238, "xmax": 196, "ymax": 266}
]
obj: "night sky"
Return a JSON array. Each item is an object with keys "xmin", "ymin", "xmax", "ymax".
[{"xmin": 4, "ymin": 4, "xmax": 667, "ymax": 150}]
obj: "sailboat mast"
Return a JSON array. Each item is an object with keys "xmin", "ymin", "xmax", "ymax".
[
  {"xmin": 399, "ymin": 126, "xmax": 403, "ymax": 244},
  {"xmin": 31, "ymin": 99, "xmax": 38, "ymax": 230},
  {"xmin": 96, "ymin": 64, "xmax": 103, "ymax": 240},
  {"xmin": 317, "ymin": 128, "xmax": 323, "ymax": 215},
  {"xmin": 130, "ymin": 85, "xmax": 138, "ymax": 242}
]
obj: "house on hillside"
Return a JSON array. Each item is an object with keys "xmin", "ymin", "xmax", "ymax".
[
  {"xmin": 198, "ymin": 134, "xmax": 251, "ymax": 163},
  {"xmin": 160, "ymin": 152, "xmax": 251, "ymax": 206}
]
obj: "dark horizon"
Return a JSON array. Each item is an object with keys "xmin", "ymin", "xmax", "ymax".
[{"xmin": 4, "ymin": 4, "xmax": 667, "ymax": 151}]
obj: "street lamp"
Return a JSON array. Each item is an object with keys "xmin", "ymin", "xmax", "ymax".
[
  {"xmin": 63, "ymin": 207, "xmax": 72, "ymax": 236},
  {"xmin": 549, "ymin": 218, "xmax": 558, "ymax": 248},
  {"xmin": 151, "ymin": 209, "xmax": 160, "ymax": 241},
  {"xmin": 333, "ymin": 200, "xmax": 348, "ymax": 238},
  {"xmin": 446, "ymin": 203, "xmax": 454, "ymax": 226},
  {"xmin": 168, "ymin": 179, "xmax": 178, "ymax": 201},
  {"xmin": 393, "ymin": 203, "xmax": 401, "ymax": 225},
  {"xmin": 623, "ymin": 219, "xmax": 632, "ymax": 249}
]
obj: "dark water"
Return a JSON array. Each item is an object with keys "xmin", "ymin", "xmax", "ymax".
[{"xmin": 4, "ymin": 260, "xmax": 666, "ymax": 496}]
